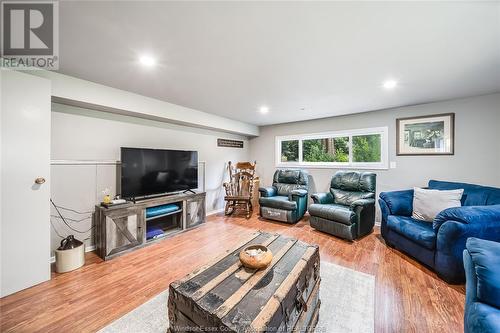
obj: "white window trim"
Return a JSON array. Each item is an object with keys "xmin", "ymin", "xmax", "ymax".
[{"xmin": 275, "ymin": 126, "xmax": 389, "ymax": 170}]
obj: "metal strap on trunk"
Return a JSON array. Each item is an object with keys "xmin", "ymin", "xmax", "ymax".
[
  {"xmin": 248, "ymin": 246, "xmax": 318, "ymax": 332},
  {"xmin": 215, "ymin": 238, "xmax": 298, "ymax": 318},
  {"xmin": 293, "ymin": 279, "xmax": 321, "ymax": 332}
]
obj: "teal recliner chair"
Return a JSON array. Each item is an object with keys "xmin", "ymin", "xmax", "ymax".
[
  {"xmin": 259, "ymin": 169, "xmax": 309, "ymax": 224},
  {"xmin": 309, "ymin": 171, "xmax": 376, "ymax": 240}
]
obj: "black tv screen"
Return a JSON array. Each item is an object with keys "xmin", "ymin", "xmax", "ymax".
[{"xmin": 120, "ymin": 147, "xmax": 198, "ymax": 199}]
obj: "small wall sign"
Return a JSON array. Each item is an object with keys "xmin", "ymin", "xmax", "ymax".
[{"xmin": 217, "ymin": 139, "xmax": 244, "ymax": 148}]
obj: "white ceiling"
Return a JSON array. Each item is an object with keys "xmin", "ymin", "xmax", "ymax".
[{"xmin": 58, "ymin": 1, "xmax": 500, "ymax": 126}]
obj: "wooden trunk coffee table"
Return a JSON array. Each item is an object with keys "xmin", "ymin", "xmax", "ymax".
[{"xmin": 168, "ymin": 231, "xmax": 321, "ymax": 332}]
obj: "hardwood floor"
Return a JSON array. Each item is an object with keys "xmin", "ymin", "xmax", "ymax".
[{"xmin": 0, "ymin": 213, "xmax": 465, "ymax": 333}]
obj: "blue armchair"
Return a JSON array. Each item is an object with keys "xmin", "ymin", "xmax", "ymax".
[
  {"xmin": 463, "ymin": 238, "xmax": 500, "ymax": 333},
  {"xmin": 379, "ymin": 180, "xmax": 500, "ymax": 284}
]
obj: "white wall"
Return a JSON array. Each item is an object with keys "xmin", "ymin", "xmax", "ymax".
[
  {"xmin": 50, "ymin": 103, "xmax": 250, "ymax": 253},
  {"xmin": 250, "ymin": 93, "xmax": 500, "ymax": 220}
]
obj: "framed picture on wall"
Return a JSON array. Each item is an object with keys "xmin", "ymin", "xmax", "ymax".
[{"xmin": 396, "ymin": 113, "xmax": 454, "ymax": 155}]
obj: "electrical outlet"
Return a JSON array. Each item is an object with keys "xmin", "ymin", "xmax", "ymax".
[{"xmin": 390, "ymin": 161, "xmax": 397, "ymax": 169}]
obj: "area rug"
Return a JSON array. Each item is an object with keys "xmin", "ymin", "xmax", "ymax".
[{"xmin": 99, "ymin": 261, "xmax": 375, "ymax": 333}]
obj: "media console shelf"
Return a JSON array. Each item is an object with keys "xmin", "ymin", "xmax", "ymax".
[{"xmin": 94, "ymin": 192, "xmax": 206, "ymax": 260}]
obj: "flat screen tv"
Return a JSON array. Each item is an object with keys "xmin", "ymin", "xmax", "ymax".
[{"xmin": 121, "ymin": 147, "xmax": 198, "ymax": 199}]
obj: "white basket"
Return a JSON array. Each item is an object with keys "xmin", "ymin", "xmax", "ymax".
[{"xmin": 55, "ymin": 244, "xmax": 85, "ymax": 273}]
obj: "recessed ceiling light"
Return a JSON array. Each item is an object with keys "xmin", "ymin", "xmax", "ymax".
[
  {"xmin": 259, "ymin": 106, "xmax": 269, "ymax": 114},
  {"xmin": 139, "ymin": 55, "xmax": 156, "ymax": 67},
  {"xmin": 383, "ymin": 80, "xmax": 397, "ymax": 89}
]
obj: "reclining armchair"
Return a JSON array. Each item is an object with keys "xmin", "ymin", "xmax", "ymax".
[
  {"xmin": 379, "ymin": 180, "xmax": 500, "ymax": 283},
  {"xmin": 463, "ymin": 238, "xmax": 500, "ymax": 333},
  {"xmin": 309, "ymin": 171, "xmax": 376, "ymax": 241},
  {"xmin": 259, "ymin": 169, "xmax": 309, "ymax": 224}
]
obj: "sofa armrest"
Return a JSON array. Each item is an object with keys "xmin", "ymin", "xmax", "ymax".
[
  {"xmin": 434, "ymin": 205, "xmax": 500, "ymax": 231},
  {"xmin": 259, "ymin": 186, "xmax": 277, "ymax": 197},
  {"xmin": 378, "ymin": 189, "xmax": 414, "ymax": 216},
  {"xmin": 463, "ymin": 245, "xmax": 477, "ymax": 310},
  {"xmin": 435, "ymin": 219, "xmax": 500, "ymax": 283},
  {"xmin": 350, "ymin": 198, "xmax": 375, "ymax": 211},
  {"xmin": 464, "ymin": 238, "xmax": 500, "ymax": 309},
  {"xmin": 352, "ymin": 198, "xmax": 376, "ymax": 237},
  {"xmin": 311, "ymin": 192, "xmax": 334, "ymax": 204},
  {"xmin": 290, "ymin": 189, "xmax": 308, "ymax": 198}
]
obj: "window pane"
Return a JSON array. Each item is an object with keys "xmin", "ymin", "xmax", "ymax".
[
  {"xmin": 281, "ymin": 140, "xmax": 299, "ymax": 162},
  {"xmin": 353, "ymin": 134, "xmax": 381, "ymax": 162},
  {"xmin": 302, "ymin": 137, "xmax": 349, "ymax": 162}
]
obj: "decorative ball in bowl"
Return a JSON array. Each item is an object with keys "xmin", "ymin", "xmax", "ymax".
[{"xmin": 239, "ymin": 245, "xmax": 273, "ymax": 270}]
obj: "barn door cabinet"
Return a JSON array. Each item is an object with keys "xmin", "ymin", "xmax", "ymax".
[
  {"xmin": 185, "ymin": 194, "xmax": 206, "ymax": 229},
  {"xmin": 95, "ymin": 192, "xmax": 206, "ymax": 260},
  {"xmin": 94, "ymin": 205, "xmax": 144, "ymax": 259}
]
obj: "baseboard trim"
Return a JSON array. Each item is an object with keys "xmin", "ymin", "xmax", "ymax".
[
  {"xmin": 207, "ymin": 208, "xmax": 224, "ymax": 216},
  {"xmin": 50, "ymin": 245, "xmax": 96, "ymax": 264}
]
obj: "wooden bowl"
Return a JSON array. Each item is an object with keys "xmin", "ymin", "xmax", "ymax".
[{"xmin": 239, "ymin": 245, "xmax": 273, "ymax": 270}]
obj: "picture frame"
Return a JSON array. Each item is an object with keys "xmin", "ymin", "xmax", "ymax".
[{"xmin": 396, "ymin": 113, "xmax": 454, "ymax": 155}]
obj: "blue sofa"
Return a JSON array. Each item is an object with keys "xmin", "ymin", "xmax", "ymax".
[
  {"xmin": 463, "ymin": 238, "xmax": 500, "ymax": 333},
  {"xmin": 379, "ymin": 180, "xmax": 500, "ymax": 283}
]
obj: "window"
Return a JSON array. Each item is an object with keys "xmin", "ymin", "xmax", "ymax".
[
  {"xmin": 352, "ymin": 134, "xmax": 381, "ymax": 162},
  {"xmin": 281, "ymin": 140, "xmax": 299, "ymax": 162},
  {"xmin": 275, "ymin": 127, "xmax": 388, "ymax": 169},
  {"xmin": 302, "ymin": 137, "xmax": 349, "ymax": 162}
]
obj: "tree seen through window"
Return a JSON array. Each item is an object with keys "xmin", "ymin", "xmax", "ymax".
[{"xmin": 303, "ymin": 137, "xmax": 349, "ymax": 162}]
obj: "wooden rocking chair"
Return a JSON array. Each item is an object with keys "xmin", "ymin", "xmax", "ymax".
[{"xmin": 223, "ymin": 161, "xmax": 257, "ymax": 219}]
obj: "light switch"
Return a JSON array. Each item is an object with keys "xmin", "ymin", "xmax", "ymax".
[{"xmin": 390, "ymin": 161, "xmax": 397, "ymax": 169}]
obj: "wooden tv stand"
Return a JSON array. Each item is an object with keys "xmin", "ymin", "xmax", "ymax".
[{"xmin": 94, "ymin": 191, "xmax": 206, "ymax": 260}]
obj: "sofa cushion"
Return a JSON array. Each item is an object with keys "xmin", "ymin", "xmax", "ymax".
[
  {"xmin": 487, "ymin": 190, "xmax": 500, "ymax": 205},
  {"xmin": 331, "ymin": 171, "xmax": 376, "ymax": 192},
  {"xmin": 272, "ymin": 169, "xmax": 308, "ymax": 196},
  {"xmin": 412, "ymin": 187, "xmax": 463, "ymax": 222},
  {"xmin": 466, "ymin": 238, "xmax": 500, "ymax": 309},
  {"xmin": 428, "ymin": 180, "xmax": 500, "ymax": 206},
  {"xmin": 331, "ymin": 189, "xmax": 374, "ymax": 206},
  {"xmin": 259, "ymin": 196, "xmax": 297, "ymax": 210},
  {"xmin": 387, "ymin": 215, "xmax": 436, "ymax": 250},
  {"xmin": 275, "ymin": 169, "xmax": 300, "ymax": 183},
  {"xmin": 308, "ymin": 203, "xmax": 356, "ymax": 225},
  {"xmin": 275, "ymin": 183, "xmax": 304, "ymax": 196}
]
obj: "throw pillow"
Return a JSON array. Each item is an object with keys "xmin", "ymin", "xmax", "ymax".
[{"xmin": 412, "ymin": 187, "xmax": 464, "ymax": 222}]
